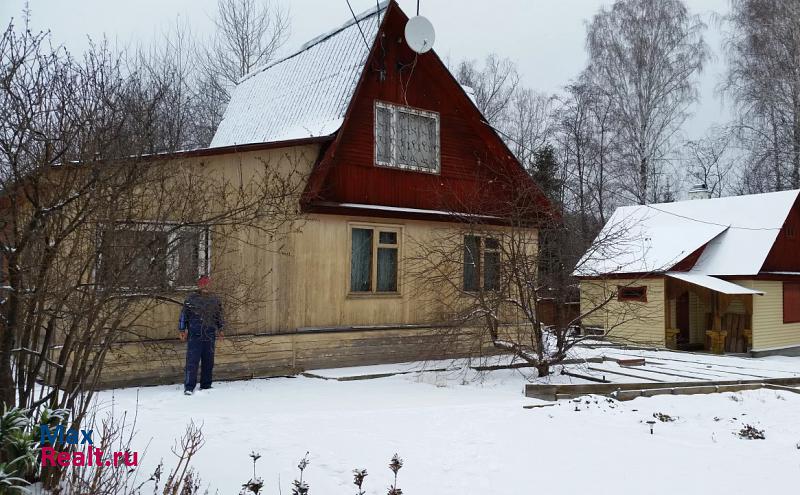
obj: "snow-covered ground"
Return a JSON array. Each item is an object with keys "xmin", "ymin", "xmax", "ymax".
[{"xmin": 95, "ymin": 349, "xmax": 800, "ymax": 495}]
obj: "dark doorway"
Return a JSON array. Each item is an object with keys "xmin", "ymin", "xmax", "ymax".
[{"xmin": 676, "ymin": 292, "xmax": 690, "ymax": 346}]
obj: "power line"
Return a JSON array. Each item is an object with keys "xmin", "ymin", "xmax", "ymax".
[
  {"xmin": 482, "ymin": 120, "xmax": 787, "ymax": 232},
  {"xmin": 345, "ymin": 0, "xmax": 372, "ymax": 53},
  {"xmin": 642, "ymin": 203, "xmax": 782, "ymax": 232}
]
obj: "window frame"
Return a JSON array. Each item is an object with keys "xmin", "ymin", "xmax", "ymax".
[
  {"xmin": 463, "ymin": 235, "xmax": 501, "ymax": 292},
  {"xmin": 783, "ymin": 281, "xmax": 800, "ymax": 324},
  {"xmin": 617, "ymin": 285, "xmax": 648, "ymax": 303},
  {"xmin": 374, "ymin": 100, "xmax": 441, "ymax": 174},
  {"xmin": 347, "ymin": 222, "xmax": 403, "ymax": 297},
  {"xmin": 96, "ymin": 221, "xmax": 211, "ymax": 291}
]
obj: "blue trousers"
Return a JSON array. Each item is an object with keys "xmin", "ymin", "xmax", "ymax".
[{"xmin": 185, "ymin": 338, "xmax": 216, "ymax": 391}]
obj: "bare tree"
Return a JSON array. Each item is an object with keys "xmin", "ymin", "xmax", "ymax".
[
  {"xmin": 558, "ymin": 79, "xmax": 614, "ymax": 238},
  {"xmin": 200, "ymin": 0, "xmax": 289, "ymax": 102},
  {"xmin": 406, "ymin": 164, "xmax": 650, "ymax": 377},
  {"xmin": 683, "ymin": 125, "xmax": 735, "ymax": 197},
  {"xmin": 586, "ymin": 0, "xmax": 708, "ymax": 204},
  {"xmin": 503, "ymin": 88, "xmax": 556, "ymax": 168},
  {"xmin": 128, "ymin": 20, "xmax": 202, "ymax": 152},
  {"xmin": 722, "ymin": 0, "xmax": 800, "ymax": 192},
  {"xmin": 0, "ymin": 20, "xmax": 306, "ymax": 450},
  {"xmin": 454, "ymin": 54, "xmax": 520, "ymax": 127}
]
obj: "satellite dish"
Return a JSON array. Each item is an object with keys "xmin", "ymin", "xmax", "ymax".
[{"xmin": 405, "ymin": 16, "xmax": 435, "ymax": 54}]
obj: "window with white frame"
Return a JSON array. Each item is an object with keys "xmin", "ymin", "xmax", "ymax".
[
  {"xmin": 374, "ymin": 101, "xmax": 440, "ymax": 173},
  {"xmin": 97, "ymin": 223, "xmax": 209, "ymax": 289},
  {"xmin": 350, "ymin": 225, "xmax": 400, "ymax": 294}
]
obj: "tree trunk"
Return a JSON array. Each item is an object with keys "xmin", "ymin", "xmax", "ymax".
[
  {"xmin": 536, "ymin": 362, "xmax": 550, "ymax": 377},
  {"xmin": 792, "ymin": 92, "xmax": 800, "ymax": 188},
  {"xmin": 639, "ymin": 155, "xmax": 648, "ymax": 205},
  {"xmin": 0, "ymin": 259, "xmax": 20, "ymax": 408}
]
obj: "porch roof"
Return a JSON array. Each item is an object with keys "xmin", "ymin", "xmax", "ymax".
[{"xmin": 666, "ymin": 272, "xmax": 764, "ymax": 295}]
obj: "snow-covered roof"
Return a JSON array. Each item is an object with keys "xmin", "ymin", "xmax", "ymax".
[
  {"xmin": 665, "ymin": 272, "xmax": 764, "ymax": 295},
  {"xmin": 210, "ymin": 2, "xmax": 388, "ymax": 148},
  {"xmin": 577, "ymin": 189, "xmax": 800, "ymax": 277}
]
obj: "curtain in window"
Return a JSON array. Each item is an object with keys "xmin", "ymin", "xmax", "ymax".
[
  {"xmin": 100, "ymin": 229, "xmax": 168, "ymax": 288},
  {"xmin": 375, "ymin": 106, "xmax": 392, "ymax": 163},
  {"xmin": 351, "ymin": 228, "xmax": 373, "ymax": 292},
  {"xmin": 463, "ymin": 235, "xmax": 479, "ymax": 291},
  {"xmin": 377, "ymin": 247, "xmax": 397, "ymax": 292},
  {"xmin": 484, "ymin": 250, "xmax": 500, "ymax": 290},
  {"xmin": 398, "ymin": 111, "xmax": 437, "ymax": 170},
  {"xmin": 174, "ymin": 229, "xmax": 201, "ymax": 286}
]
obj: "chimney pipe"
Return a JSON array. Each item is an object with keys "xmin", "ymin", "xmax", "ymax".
[{"xmin": 688, "ymin": 183, "xmax": 711, "ymax": 200}]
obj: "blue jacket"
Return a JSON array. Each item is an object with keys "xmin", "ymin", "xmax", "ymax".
[{"xmin": 179, "ymin": 292, "xmax": 224, "ymax": 340}]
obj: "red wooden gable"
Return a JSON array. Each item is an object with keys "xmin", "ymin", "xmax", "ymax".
[
  {"xmin": 761, "ymin": 195, "xmax": 800, "ymax": 272},
  {"xmin": 302, "ymin": 1, "xmax": 553, "ymax": 224}
]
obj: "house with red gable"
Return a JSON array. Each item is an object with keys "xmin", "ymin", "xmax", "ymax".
[
  {"xmin": 578, "ymin": 187, "xmax": 800, "ymax": 356},
  {"xmin": 100, "ymin": 0, "xmax": 552, "ymax": 386}
]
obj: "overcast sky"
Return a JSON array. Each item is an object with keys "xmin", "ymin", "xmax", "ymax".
[{"xmin": 2, "ymin": 0, "xmax": 731, "ymax": 140}]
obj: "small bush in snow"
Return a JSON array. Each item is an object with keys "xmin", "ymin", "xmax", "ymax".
[
  {"xmin": 353, "ymin": 468, "xmax": 368, "ymax": 495},
  {"xmin": 738, "ymin": 425, "xmax": 765, "ymax": 440},
  {"xmin": 291, "ymin": 452, "xmax": 310, "ymax": 495},
  {"xmin": 240, "ymin": 451, "xmax": 264, "ymax": 494},
  {"xmin": 653, "ymin": 412, "xmax": 676, "ymax": 422},
  {"xmin": 387, "ymin": 454, "xmax": 403, "ymax": 495}
]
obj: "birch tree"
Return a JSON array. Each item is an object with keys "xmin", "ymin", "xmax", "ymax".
[
  {"xmin": 200, "ymin": 0, "xmax": 289, "ymax": 102},
  {"xmin": 586, "ymin": 0, "xmax": 708, "ymax": 204},
  {"xmin": 454, "ymin": 54, "xmax": 520, "ymax": 127},
  {"xmin": 722, "ymin": 0, "xmax": 800, "ymax": 192},
  {"xmin": 683, "ymin": 126, "xmax": 735, "ymax": 197},
  {"xmin": 0, "ymin": 22, "xmax": 306, "ymax": 434}
]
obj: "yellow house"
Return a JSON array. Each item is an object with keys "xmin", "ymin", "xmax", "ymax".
[
  {"xmin": 577, "ymin": 187, "xmax": 800, "ymax": 356},
  {"xmin": 99, "ymin": 1, "xmax": 552, "ymax": 387}
]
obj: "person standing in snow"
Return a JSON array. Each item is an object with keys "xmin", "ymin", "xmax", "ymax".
[{"xmin": 179, "ymin": 275, "xmax": 224, "ymax": 395}]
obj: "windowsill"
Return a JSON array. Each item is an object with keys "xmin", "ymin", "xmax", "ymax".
[
  {"xmin": 347, "ymin": 291, "xmax": 403, "ymax": 299},
  {"xmin": 95, "ymin": 285, "xmax": 199, "ymax": 293},
  {"xmin": 374, "ymin": 162, "xmax": 441, "ymax": 175}
]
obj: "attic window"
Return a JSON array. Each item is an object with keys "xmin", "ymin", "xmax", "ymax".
[
  {"xmin": 618, "ymin": 285, "xmax": 647, "ymax": 302},
  {"xmin": 374, "ymin": 101, "xmax": 440, "ymax": 174}
]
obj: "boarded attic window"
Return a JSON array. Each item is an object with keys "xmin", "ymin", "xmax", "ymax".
[
  {"xmin": 374, "ymin": 101, "xmax": 440, "ymax": 173},
  {"xmin": 618, "ymin": 285, "xmax": 647, "ymax": 302},
  {"xmin": 784, "ymin": 282, "xmax": 800, "ymax": 323}
]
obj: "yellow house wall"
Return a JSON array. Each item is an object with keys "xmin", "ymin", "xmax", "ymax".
[
  {"xmin": 743, "ymin": 280, "xmax": 800, "ymax": 351},
  {"xmin": 113, "ymin": 144, "xmax": 322, "ymax": 341},
  {"xmin": 579, "ymin": 277, "xmax": 666, "ymax": 347},
  {"xmin": 125, "ymin": 146, "xmax": 537, "ymax": 339}
]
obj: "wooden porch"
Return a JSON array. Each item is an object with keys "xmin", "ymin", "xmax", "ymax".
[{"xmin": 664, "ymin": 277, "xmax": 753, "ymax": 354}]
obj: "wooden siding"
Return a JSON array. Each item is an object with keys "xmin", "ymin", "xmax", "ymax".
[
  {"xmin": 761, "ymin": 196, "xmax": 800, "ymax": 271},
  {"xmin": 98, "ymin": 326, "xmax": 497, "ymax": 389},
  {"xmin": 305, "ymin": 2, "xmax": 550, "ymax": 218},
  {"xmin": 747, "ymin": 280, "xmax": 800, "ymax": 350},
  {"xmin": 580, "ymin": 278, "xmax": 666, "ymax": 347},
  {"xmin": 119, "ymin": 210, "xmax": 531, "ymax": 340}
]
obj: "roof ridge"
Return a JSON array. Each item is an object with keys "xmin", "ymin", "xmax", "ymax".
[{"xmin": 237, "ymin": 0, "xmax": 389, "ymax": 85}]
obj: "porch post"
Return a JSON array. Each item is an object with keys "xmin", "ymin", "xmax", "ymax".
[{"xmin": 705, "ymin": 292, "xmax": 726, "ymax": 354}]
